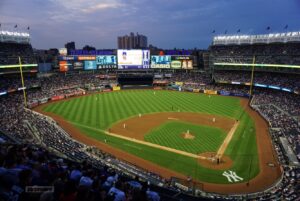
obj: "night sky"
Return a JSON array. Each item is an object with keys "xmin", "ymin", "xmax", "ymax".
[{"xmin": 0, "ymin": 0, "xmax": 299, "ymax": 49}]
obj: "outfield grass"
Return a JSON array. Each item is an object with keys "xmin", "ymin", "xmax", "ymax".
[
  {"xmin": 43, "ymin": 90, "xmax": 259, "ymax": 184},
  {"xmin": 144, "ymin": 121, "xmax": 226, "ymax": 154}
]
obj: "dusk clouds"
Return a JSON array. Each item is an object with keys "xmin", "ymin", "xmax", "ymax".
[{"xmin": 0, "ymin": 0, "xmax": 299, "ymax": 49}]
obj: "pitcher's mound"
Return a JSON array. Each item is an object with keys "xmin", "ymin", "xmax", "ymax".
[
  {"xmin": 198, "ymin": 152, "xmax": 233, "ymax": 170},
  {"xmin": 181, "ymin": 132, "xmax": 195, "ymax": 139}
]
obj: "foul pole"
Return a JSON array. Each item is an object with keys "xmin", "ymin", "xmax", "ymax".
[
  {"xmin": 249, "ymin": 55, "xmax": 256, "ymax": 99},
  {"xmin": 19, "ymin": 57, "xmax": 27, "ymax": 107}
]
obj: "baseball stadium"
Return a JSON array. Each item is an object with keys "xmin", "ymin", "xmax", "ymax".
[{"xmin": 0, "ymin": 2, "xmax": 300, "ymax": 201}]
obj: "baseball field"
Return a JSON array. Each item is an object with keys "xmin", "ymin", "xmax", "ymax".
[{"xmin": 35, "ymin": 90, "xmax": 281, "ymax": 194}]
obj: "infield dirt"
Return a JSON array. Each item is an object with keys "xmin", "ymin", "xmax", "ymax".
[{"xmin": 109, "ymin": 112, "xmax": 234, "ymax": 141}]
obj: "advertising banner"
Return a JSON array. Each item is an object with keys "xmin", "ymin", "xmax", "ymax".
[
  {"xmin": 185, "ymin": 87, "xmax": 193, "ymax": 92},
  {"xmin": 51, "ymin": 95, "xmax": 65, "ymax": 101},
  {"xmin": 151, "ymin": 56, "xmax": 171, "ymax": 68},
  {"xmin": 84, "ymin": 61, "xmax": 97, "ymax": 70},
  {"xmin": 182, "ymin": 60, "xmax": 193, "ymax": 69},
  {"xmin": 73, "ymin": 61, "xmax": 84, "ymax": 69},
  {"xmin": 204, "ymin": 90, "xmax": 218, "ymax": 95},
  {"xmin": 96, "ymin": 55, "xmax": 117, "ymax": 69},
  {"xmin": 154, "ymin": 74, "xmax": 163, "ymax": 78},
  {"xmin": 153, "ymin": 80, "xmax": 168, "ymax": 84},
  {"xmin": 39, "ymin": 98, "xmax": 48, "ymax": 104},
  {"xmin": 107, "ymin": 75, "xmax": 117, "ymax": 79},
  {"xmin": 171, "ymin": 56, "xmax": 193, "ymax": 69},
  {"xmin": 8, "ymin": 89, "xmax": 17, "ymax": 93},
  {"xmin": 0, "ymin": 91, "xmax": 7, "ymax": 96},
  {"xmin": 59, "ymin": 56, "xmax": 77, "ymax": 61},
  {"xmin": 219, "ymin": 91, "xmax": 249, "ymax": 97},
  {"xmin": 219, "ymin": 90, "xmax": 231, "ymax": 96},
  {"xmin": 78, "ymin": 56, "xmax": 96, "ymax": 60},
  {"xmin": 230, "ymin": 92, "xmax": 250, "ymax": 97},
  {"xmin": 112, "ymin": 86, "xmax": 121, "ymax": 91},
  {"xmin": 103, "ymin": 89, "xmax": 112, "ymax": 92},
  {"xmin": 217, "ymin": 81, "xmax": 230, "ymax": 84},
  {"xmin": 171, "ymin": 60, "xmax": 181, "ymax": 69},
  {"xmin": 59, "ymin": 61, "xmax": 69, "ymax": 72},
  {"xmin": 175, "ymin": 82, "xmax": 183, "ymax": 86},
  {"xmin": 70, "ymin": 50, "xmax": 113, "ymax": 56}
]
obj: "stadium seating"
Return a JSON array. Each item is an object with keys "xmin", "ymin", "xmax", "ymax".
[
  {"xmin": 0, "ymin": 71, "xmax": 299, "ymax": 200},
  {"xmin": 210, "ymin": 43, "xmax": 300, "ymax": 66},
  {"xmin": 0, "ymin": 39, "xmax": 299, "ymax": 200},
  {"xmin": 0, "ymin": 42, "xmax": 36, "ymax": 65}
]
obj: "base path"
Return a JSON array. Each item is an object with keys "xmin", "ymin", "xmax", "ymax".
[
  {"xmin": 105, "ymin": 130, "xmax": 202, "ymax": 159},
  {"xmin": 216, "ymin": 121, "xmax": 239, "ymax": 159}
]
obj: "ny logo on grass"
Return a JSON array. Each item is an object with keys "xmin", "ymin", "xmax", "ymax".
[{"xmin": 222, "ymin": 170, "xmax": 243, "ymax": 183}]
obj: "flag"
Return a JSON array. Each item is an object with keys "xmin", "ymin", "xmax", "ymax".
[
  {"xmin": 237, "ymin": 29, "xmax": 240, "ymax": 33},
  {"xmin": 14, "ymin": 24, "xmax": 17, "ymax": 28},
  {"xmin": 284, "ymin": 24, "xmax": 288, "ymax": 29},
  {"xmin": 266, "ymin": 26, "xmax": 270, "ymax": 30},
  {"xmin": 212, "ymin": 30, "xmax": 215, "ymax": 33}
]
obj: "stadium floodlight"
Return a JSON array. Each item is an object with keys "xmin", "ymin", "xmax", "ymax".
[
  {"xmin": 0, "ymin": 31, "xmax": 30, "ymax": 37},
  {"xmin": 213, "ymin": 31, "xmax": 300, "ymax": 45},
  {"xmin": 214, "ymin": 62, "xmax": 300, "ymax": 69}
]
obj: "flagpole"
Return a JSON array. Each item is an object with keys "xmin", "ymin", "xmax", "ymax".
[{"xmin": 19, "ymin": 57, "xmax": 27, "ymax": 107}]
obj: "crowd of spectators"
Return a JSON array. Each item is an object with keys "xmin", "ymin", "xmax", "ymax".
[
  {"xmin": 167, "ymin": 72, "xmax": 212, "ymax": 85},
  {"xmin": 249, "ymin": 102, "xmax": 300, "ymax": 200},
  {"xmin": 251, "ymin": 91, "xmax": 300, "ymax": 163},
  {"xmin": 0, "ymin": 76, "xmax": 40, "ymax": 92},
  {"xmin": 0, "ymin": 143, "xmax": 163, "ymax": 201},
  {"xmin": 252, "ymin": 90, "xmax": 300, "ymax": 116},
  {"xmin": 214, "ymin": 70, "xmax": 300, "ymax": 91},
  {"xmin": 210, "ymin": 43, "xmax": 300, "ymax": 66},
  {"xmin": 0, "ymin": 94, "xmax": 36, "ymax": 143},
  {"xmin": 0, "ymin": 72, "xmax": 117, "ymax": 104},
  {"xmin": 0, "ymin": 42, "xmax": 36, "ymax": 65}
]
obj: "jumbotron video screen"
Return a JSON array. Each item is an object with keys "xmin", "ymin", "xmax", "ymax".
[{"xmin": 117, "ymin": 49, "xmax": 150, "ymax": 69}]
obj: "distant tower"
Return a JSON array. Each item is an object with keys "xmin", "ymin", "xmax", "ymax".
[
  {"xmin": 117, "ymin": 33, "xmax": 148, "ymax": 49},
  {"xmin": 64, "ymin": 41, "xmax": 75, "ymax": 54}
]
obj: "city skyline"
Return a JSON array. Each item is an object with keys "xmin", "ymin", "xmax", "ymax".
[{"xmin": 0, "ymin": 0, "xmax": 299, "ymax": 50}]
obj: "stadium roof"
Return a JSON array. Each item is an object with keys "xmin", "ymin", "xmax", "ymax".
[
  {"xmin": 213, "ymin": 31, "xmax": 300, "ymax": 45},
  {"xmin": 0, "ymin": 30, "xmax": 30, "ymax": 44}
]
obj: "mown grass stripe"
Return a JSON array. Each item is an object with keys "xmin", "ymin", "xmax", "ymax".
[{"xmin": 43, "ymin": 90, "xmax": 259, "ymax": 184}]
